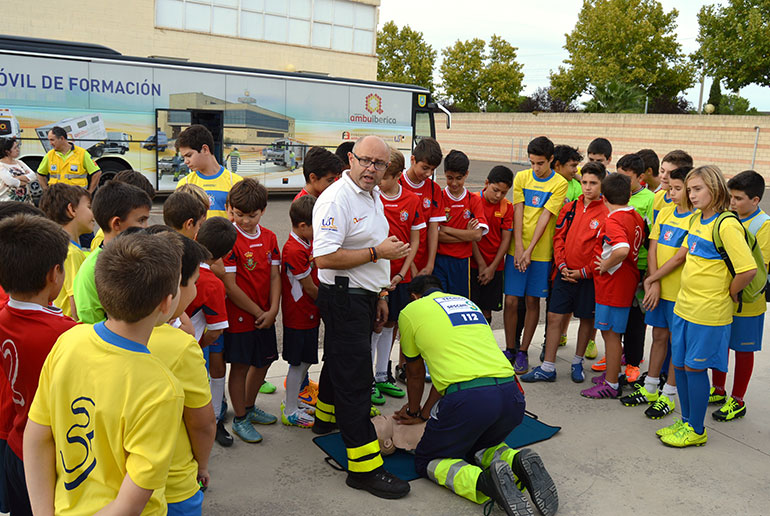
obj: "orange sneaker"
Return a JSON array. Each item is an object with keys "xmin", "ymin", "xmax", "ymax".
[
  {"xmin": 298, "ymin": 385, "xmax": 318, "ymax": 406},
  {"xmin": 591, "ymin": 356, "xmax": 607, "ymax": 372},
  {"xmin": 624, "ymin": 365, "xmax": 641, "ymax": 383}
]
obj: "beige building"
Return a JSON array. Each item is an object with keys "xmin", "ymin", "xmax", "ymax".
[{"xmin": 4, "ymin": 0, "xmax": 380, "ymax": 80}]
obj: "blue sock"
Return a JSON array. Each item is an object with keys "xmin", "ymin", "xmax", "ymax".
[
  {"xmin": 686, "ymin": 369, "xmax": 710, "ymax": 435},
  {"xmin": 674, "ymin": 368, "xmax": 689, "ymax": 423}
]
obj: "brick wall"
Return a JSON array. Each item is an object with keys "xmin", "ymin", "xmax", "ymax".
[{"xmin": 436, "ymin": 112, "xmax": 770, "ymax": 179}]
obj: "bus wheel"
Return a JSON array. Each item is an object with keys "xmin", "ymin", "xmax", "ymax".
[{"xmin": 95, "ymin": 157, "xmax": 131, "ymax": 188}]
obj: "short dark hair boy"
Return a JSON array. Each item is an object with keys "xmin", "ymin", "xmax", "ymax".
[
  {"xmin": 92, "ymin": 181, "xmax": 152, "ymax": 236},
  {"xmin": 175, "ymin": 124, "xmax": 215, "ymax": 154},
  {"xmin": 114, "ymin": 169, "xmax": 156, "ymax": 200},
  {"xmin": 197, "ymin": 217, "xmax": 238, "ymax": 261},
  {"xmin": 587, "ymin": 138, "xmax": 612, "ymax": 161},
  {"xmin": 580, "ymin": 161, "xmax": 607, "ymax": 181},
  {"xmin": 335, "ymin": 141, "xmax": 355, "ymax": 168},
  {"xmin": 602, "ymin": 174, "xmax": 631, "ymax": 205},
  {"xmin": 527, "ymin": 136, "xmax": 554, "ymax": 159},
  {"xmin": 298, "ymin": 147, "xmax": 343, "ymax": 198},
  {"xmin": 163, "ymin": 190, "xmax": 208, "ymax": 239},
  {"xmin": 443, "ymin": 149, "xmax": 470, "ymax": 174},
  {"xmin": 227, "ymin": 178, "xmax": 268, "ymax": 214},
  {"xmin": 289, "ymin": 194, "xmax": 315, "ymax": 227},
  {"xmin": 552, "ymin": 145, "xmax": 582, "ymax": 169},
  {"xmin": 39, "ymin": 183, "xmax": 91, "ymax": 226},
  {"xmin": 661, "ymin": 150, "xmax": 693, "ymax": 169},
  {"xmin": 412, "ymin": 137, "xmax": 443, "ymax": 168},
  {"xmin": 616, "ymin": 154, "xmax": 645, "ymax": 177},
  {"xmin": 727, "ymin": 170, "xmax": 765, "ymax": 201},
  {"xmin": 487, "ymin": 165, "xmax": 513, "ymax": 187},
  {"xmin": 636, "ymin": 149, "xmax": 661, "ymax": 191}
]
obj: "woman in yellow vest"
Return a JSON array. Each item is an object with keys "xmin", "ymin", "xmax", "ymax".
[{"xmin": 36, "ymin": 126, "xmax": 101, "ymax": 194}]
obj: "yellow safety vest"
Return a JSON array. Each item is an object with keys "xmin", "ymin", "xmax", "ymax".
[{"xmin": 46, "ymin": 146, "xmax": 88, "ymax": 188}]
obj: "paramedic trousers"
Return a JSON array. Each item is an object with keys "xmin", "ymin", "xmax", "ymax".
[{"xmin": 314, "ymin": 281, "xmax": 383, "ymax": 474}]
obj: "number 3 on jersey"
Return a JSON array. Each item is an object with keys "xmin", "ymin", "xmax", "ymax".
[
  {"xmin": 61, "ymin": 396, "xmax": 97, "ymax": 491},
  {"xmin": 433, "ymin": 296, "xmax": 486, "ymax": 326}
]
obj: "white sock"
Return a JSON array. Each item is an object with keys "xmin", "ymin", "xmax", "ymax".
[
  {"xmin": 285, "ymin": 362, "xmax": 310, "ymax": 414},
  {"xmin": 572, "ymin": 355, "xmax": 583, "ymax": 365},
  {"xmin": 606, "ymin": 381, "xmax": 620, "ymax": 390},
  {"xmin": 375, "ymin": 327, "xmax": 395, "ymax": 383},
  {"xmin": 662, "ymin": 382, "xmax": 677, "ymax": 397},
  {"xmin": 644, "ymin": 376, "xmax": 659, "ymax": 394},
  {"xmin": 210, "ymin": 376, "xmax": 225, "ymax": 422},
  {"xmin": 541, "ymin": 361, "xmax": 556, "ymax": 373},
  {"xmin": 371, "ymin": 331, "xmax": 382, "ymax": 366}
]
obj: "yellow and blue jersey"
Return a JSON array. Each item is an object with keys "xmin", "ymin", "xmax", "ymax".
[
  {"xmin": 652, "ymin": 189, "xmax": 673, "ymax": 223},
  {"xmin": 734, "ymin": 208, "xmax": 770, "ymax": 318},
  {"xmin": 176, "ymin": 166, "xmax": 243, "ymax": 219},
  {"xmin": 508, "ymin": 169, "xmax": 568, "ymax": 262},
  {"xmin": 650, "ymin": 205, "xmax": 693, "ymax": 302},
  {"xmin": 675, "ymin": 212, "xmax": 755, "ymax": 326}
]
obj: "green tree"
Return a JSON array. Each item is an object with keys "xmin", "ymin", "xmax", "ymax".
[
  {"xmin": 377, "ymin": 21, "xmax": 436, "ymax": 91},
  {"xmin": 439, "ymin": 36, "xmax": 525, "ymax": 112},
  {"xmin": 707, "ymin": 78, "xmax": 723, "ymax": 112},
  {"xmin": 718, "ymin": 93, "xmax": 758, "ymax": 115},
  {"xmin": 694, "ymin": 1, "xmax": 770, "ymax": 90},
  {"xmin": 549, "ymin": 0, "xmax": 694, "ymax": 102},
  {"xmin": 582, "ymin": 80, "xmax": 647, "ymax": 113}
]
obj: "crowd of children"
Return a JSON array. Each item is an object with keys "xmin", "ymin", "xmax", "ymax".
[{"xmin": 0, "ymin": 122, "xmax": 766, "ymax": 514}]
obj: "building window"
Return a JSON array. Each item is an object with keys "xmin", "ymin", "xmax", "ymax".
[{"xmin": 155, "ymin": 0, "xmax": 376, "ymax": 55}]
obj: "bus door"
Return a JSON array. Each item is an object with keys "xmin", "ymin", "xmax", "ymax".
[
  {"xmin": 191, "ymin": 110, "xmax": 224, "ymax": 164},
  {"xmin": 412, "ymin": 92, "xmax": 435, "ymax": 147}
]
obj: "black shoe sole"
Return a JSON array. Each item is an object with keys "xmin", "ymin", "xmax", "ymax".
[
  {"xmin": 311, "ymin": 420, "xmax": 338, "ymax": 435},
  {"xmin": 487, "ymin": 460, "xmax": 534, "ymax": 516},
  {"xmin": 345, "ymin": 473, "xmax": 410, "ymax": 500},
  {"xmin": 215, "ymin": 422, "xmax": 234, "ymax": 447},
  {"xmin": 512, "ymin": 449, "xmax": 559, "ymax": 516}
]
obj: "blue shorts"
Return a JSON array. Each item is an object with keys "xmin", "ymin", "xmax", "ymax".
[
  {"xmin": 595, "ymin": 304, "xmax": 630, "ymax": 334},
  {"xmin": 504, "ymin": 257, "xmax": 550, "ymax": 298},
  {"xmin": 433, "ymin": 254, "xmax": 470, "ymax": 298},
  {"xmin": 729, "ymin": 313, "xmax": 764, "ymax": 352},
  {"xmin": 671, "ymin": 314, "xmax": 730, "ymax": 372},
  {"xmin": 202, "ymin": 334, "xmax": 225, "ymax": 370},
  {"xmin": 167, "ymin": 489, "xmax": 204, "ymax": 516},
  {"xmin": 645, "ymin": 299, "xmax": 676, "ymax": 329},
  {"xmin": 549, "ymin": 275, "xmax": 595, "ymax": 319}
]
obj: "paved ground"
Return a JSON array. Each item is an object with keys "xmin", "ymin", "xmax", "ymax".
[{"xmin": 144, "ymin": 160, "xmax": 770, "ymax": 515}]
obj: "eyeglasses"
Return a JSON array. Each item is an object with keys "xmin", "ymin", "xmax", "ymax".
[{"xmin": 352, "ymin": 152, "xmax": 389, "ymax": 172}]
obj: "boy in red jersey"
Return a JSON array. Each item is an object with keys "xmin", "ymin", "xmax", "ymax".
[
  {"xmin": 471, "ymin": 166, "xmax": 514, "ymax": 324},
  {"xmin": 435, "ymin": 150, "xmax": 488, "ymax": 298},
  {"xmin": 400, "ymin": 137, "xmax": 445, "ymax": 277},
  {"xmin": 370, "ymin": 149, "xmax": 423, "ymax": 404},
  {"xmin": 0, "ymin": 214, "xmax": 75, "ymax": 514},
  {"xmin": 581, "ymin": 174, "xmax": 645, "ymax": 399},
  {"xmin": 294, "ymin": 146, "xmax": 343, "ymax": 201},
  {"xmin": 281, "ymin": 195, "xmax": 321, "ymax": 427},
  {"xmin": 188, "ymin": 217, "xmax": 238, "ymax": 447},
  {"xmin": 222, "ymin": 178, "xmax": 281, "ymax": 444},
  {"xmin": 520, "ymin": 162, "xmax": 608, "ymax": 384}
]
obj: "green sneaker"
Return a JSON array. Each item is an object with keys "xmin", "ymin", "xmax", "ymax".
[
  {"xmin": 712, "ymin": 396, "xmax": 746, "ymax": 422},
  {"xmin": 260, "ymin": 380, "xmax": 277, "ymax": 394},
  {"xmin": 619, "ymin": 385, "xmax": 658, "ymax": 407},
  {"xmin": 660, "ymin": 423, "xmax": 707, "ymax": 448},
  {"xmin": 656, "ymin": 418, "xmax": 686, "ymax": 439},
  {"xmin": 708, "ymin": 387, "xmax": 726, "ymax": 405},
  {"xmin": 559, "ymin": 334, "xmax": 567, "ymax": 347},
  {"xmin": 246, "ymin": 406, "xmax": 277, "ymax": 425},
  {"xmin": 232, "ymin": 418, "xmax": 263, "ymax": 443},
  {"xmin": 371, "ymin": 385, "xmax": 385, "ymax": 405},
  {"xmin": 585, "ymin": 340, "xmax": 598, "ymax": 359},
  {"xmin": 645, "ymin": 393, "xmax": 675, "ymax": 419},
  {"xmin": 376, "ymin": 381, "xmax": 405, "ymax": 398}
]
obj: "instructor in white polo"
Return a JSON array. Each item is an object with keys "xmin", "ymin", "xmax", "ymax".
[{"xmin": 311, "ymin": 135, "xmax": 411, "ymax": 499}]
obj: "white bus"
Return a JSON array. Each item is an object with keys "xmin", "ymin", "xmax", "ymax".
[{"xmin": 0, "ymin": 35, "xmax": 448, "ymax": 192}]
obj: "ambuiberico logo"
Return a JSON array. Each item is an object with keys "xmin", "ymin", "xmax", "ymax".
[{"xmin": 349, "ymin": 93, "xmax": 397, "ymax": 125}]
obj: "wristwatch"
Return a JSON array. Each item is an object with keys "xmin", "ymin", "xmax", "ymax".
[
  {"xmin": 407, "ymin": 408, "xmax": 428, "ymax": 421},
  {"xmin": 378, "ymin": 289, "xmax": 389, "ymax": 302}
]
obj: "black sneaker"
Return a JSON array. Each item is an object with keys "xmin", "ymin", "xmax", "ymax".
[
  {"xmin": 215, "ymin": 420, "xmax": 234, "ymax": 447},
  {"xmin": 311, "ymin": 418, "xmax": 338, "ymax": 435},
  {"xmin": 512, "ymin": 449, "xmax": 559, "ymax": 516},
  {"xmin": 345, "ymin": 467, "xmax": 410, "ymax": 499},
  {"xmin": 477, "ymin": 459, "xmax": 534, "ymax": 516},
  {"xmin": 387, "ymin": 360, "xmax": 397, "ymax": 385},
  {"xmin": 395, "ymin": 364, "xmax": 406, "ymax": 384}
]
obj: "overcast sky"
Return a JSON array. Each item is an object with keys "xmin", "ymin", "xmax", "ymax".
[{"xmin": 378, "ymin": 0, "xmax": 769, "ymax": 111}]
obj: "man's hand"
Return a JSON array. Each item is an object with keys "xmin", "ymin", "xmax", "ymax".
[
  {"xmin": 478, "ymin": 266, "xmax": 495, "ymax": 285},
  {"xmin": 376, "ymin": 236, "xmax": 410, "ymax": 261},
  {"xmin": 392, "ymin": 404, "xmax": 423, "ymax": 425},
  {"xmin": 375, "ymin": 299, "xmax": 388, "ymax": 332}
]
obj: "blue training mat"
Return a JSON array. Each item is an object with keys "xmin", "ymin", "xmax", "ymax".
[{"xmin": 312, "ymin": 413, "xmax": 561, "ymax": 482}]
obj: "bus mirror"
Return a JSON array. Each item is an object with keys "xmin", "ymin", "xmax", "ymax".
[{"xmin": 434, "ymin": 103, "xmax": 451, "ymax": 130}]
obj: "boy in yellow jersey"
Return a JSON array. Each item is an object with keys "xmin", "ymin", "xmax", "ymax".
[
  {"xmin": 39, "ymin": 184, "xmax": 93, "ymax": 319},
  {"xmin": 90, "ymin": 169, "xmax": 156, "ymax": 252},
  {"xmin": 176, "ymin": 125, "xmax": 242, "ymax": 219},
  {"xmin": 659, "ymin": 166, "xmax": 756, "ymax": 448},
  {"xmin": 146, "ymin": 229, "xmax": 216, "ymax": 515},
  {"xmin": 504, "ymin": 136, "xmax": 567, "ymax": 375},
  {"xmin": 24, "ymin": 233, "xmax": 186, "ymax": 515},
  {"xmin": 652, "ymin": 150, "xmax": 693, "ymax": 224},
  {"xmin": 710, "ymin": 170, "xmax": 770, "ymax": 422},
  {"xmin": 628, "ymin": 166, "xmax": 693, "ymax": 418},
  {"xmin": 73, "ymin": 181, "xmax": 152, "ymax": 324}
]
